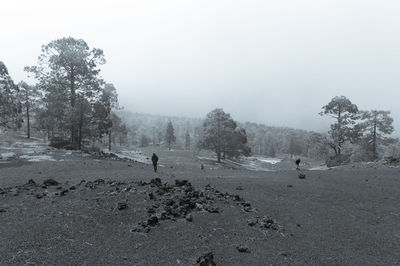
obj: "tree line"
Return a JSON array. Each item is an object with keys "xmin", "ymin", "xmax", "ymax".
[{"xmin": 1, "ymin": 38, "xmax": 397, "ymax": 163}]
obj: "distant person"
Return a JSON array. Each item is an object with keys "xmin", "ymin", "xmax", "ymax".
[
  {"xmin": 295, "ymin": 159, "xmax": 301, "ymax": 170},
  {"xmin": 151, "ymin": 153, "xmax": 159, "ymax": 172},
  {"xmin": 295, "ymin": 158, "xmax": 306, "ymax": 179}
]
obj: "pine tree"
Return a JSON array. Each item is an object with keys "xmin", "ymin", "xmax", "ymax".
[
  {"xmin": 360, "ymin": 110, "xmax": 394, "ymax": 160},
  {"xmin": 185, "ymin": 130, "xmax": 191, "ymax": 150},
  {"xmin": 165, "ymin": 121, "xmax": 176, "ymax": 150},
  {"xmin": 0, "ymin": 61, "xmax": 21, "ymax": 129},
  {"xmin": 25, "ymin": 37, "xmax": 106, "ymax": 147},
  {"xmin": 198, "ymin": 108, "xmax": 251, "ymax": 162},
  {"xmin": 320, "ymin": 96, "xmax": 359, "ymax": 155}
]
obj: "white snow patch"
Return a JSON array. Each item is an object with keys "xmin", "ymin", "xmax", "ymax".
[
  {"xmin": 1, "ymin": 152, "xmax": 16, "ymax": 159},
  {"xmin": 19, "ymin": 155, "xmax": 56, "ymax": 162},
  {"xmin": 309, "ymin": 165, "xmax": 330, "ymax": 170},
  {"xmin": 256, "ymin": 157, "xmax": 282, "ymax": 165},
  {"xmin": 197, "ymin": 156, "xmax": 217, "ymax": 161},
  {"xmin": 243, "ymin": 161, "xmax": 273, "ymax": 172},
  {"xmin": 103, "ymin": 149, "xmax": 151, "ymax": 164}
]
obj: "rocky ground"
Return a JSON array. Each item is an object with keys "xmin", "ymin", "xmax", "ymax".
[{"xmin": 1, "ymin": 143, "xmax": 400, "ymax": 265}]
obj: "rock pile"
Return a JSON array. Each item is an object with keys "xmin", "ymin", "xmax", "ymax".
[
  {"xmin": 130, "ymin": 178, "xmax": 222, "ymax": 233},
  {"xmin": 247, "ymin": 216, "xmax": 280, "ymax": 231}
]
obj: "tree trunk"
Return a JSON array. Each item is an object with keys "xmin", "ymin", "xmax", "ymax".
[
  {"xmin": 217, "ymin": 118, "xmax": 221, "ymax": 162},
  {"xmin": 26, "ymin": 99, "xmax": 30, "ymax": 139},
  {"xmin": 78, "ymin": 111, "xmax": 83, "ymax": 150},
  {"xmin": 372, "ymin": 123, "xmax": 377, "ymax": 160},
  {"xmin": 78, "ymin": 126, "xmax": 82, "ymax": 150},
  {"xmin": 337, "ymin": 106, "xmax": 342, "ymax": 156},
  {"xmin": 70, "ymin": 67, "xmax": 76, "ymax": 145},
  {"xmin": 108, "ymin": 130, "xmax": 112, "ymax": 151}
]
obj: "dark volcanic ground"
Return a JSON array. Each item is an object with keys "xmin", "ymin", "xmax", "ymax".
[{"xmin": 1, "ymin": 150, "xmax": 400, "ymax": 265}]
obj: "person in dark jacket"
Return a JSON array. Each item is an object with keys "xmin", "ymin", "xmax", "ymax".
[
  {"xmin": 295, "ymin": 159, "xmax": 301, "ymax": 169},
  {"xmin": 295, "ymin": 158, "xmax": 306, "ymax": 179},
  {"xmin": 151, "ymin": 153, "xmax": 159, "ymax": 172}
]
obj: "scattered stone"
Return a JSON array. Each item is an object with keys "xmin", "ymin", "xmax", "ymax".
[
  {"xmin": 287, "ymin": 185, "xmax": 293, "ymax": 188},
  {"xmin": 69, "ymin": 185, "xmax": 76, "ymax": 190},
  {"xmin": 26, "ymin": 179, "xmax": 36, "ymax": 186},
  {"xmin": 298, "ymin": 174, "xmax": 306, "ymax": 179},
  {"xmin": 43, "ymin": 179, "xmax": 59, "ymax": 186},
  {"xmin": 148, "ymin": 192, "xmax": 155, "ymax": 200},
  {"xmin": 137, "ymin": 180, "xmax": 147, "ymax": 186},
  {"xmin": 11, "ymin": 189, "xmax": 19, "ymax": 196},
  {"xmin": 236, "ymin": 245, "xmax": 250, "ymax": 253},
  {"xmin": 118, "ymin": 202, "xmax": 128, "ymax": 210},
  {"xmin": 60, "ymin": 189, "xmax": 69, "ymax": 196},
  {"xmin": 185, "ymin": 214, "xmax": 193, "ymax": 222},
  {"xmin": 242, "ymin": 202, "xmax": 252, "ymax": 212},
  {"xmin": 279, "ymin": 251, "xmax": 289, "ymax": 257},
  {"xmin": 197, "ymin": 252, "xmax": 216, "ymax": 266},
  {"xmin": 247, "ymin": 219, "xmax": 258, "ymax": 226},
  {"xmin": 261, "ymin": 217, "xmax": 278, "ymax": 230},
  {"xmin": 175, "ymin": 179, "xmax": 189, "ymax": 187},
  {"xmin": 36, "ymin": 193, "xmax": 44, "ymax": 199},
  {"xmin": 147, "ymin": 207, "xmax": 156, "ymax": 214},
  {"xmin": 204, "ymin": 205, "xmax": 219, "ymax": 213},
  {"xmin": 233, "ymin": 195, "xmax": 242, "ymax": 201},
  {"xmin": 164, "ymin": 198, "xmax": 175, "ymax": 206},
  {"xmin": 236, "ymin": 186, "xmax": 243, "ymax": 190},
  {"xmin": 0, "ymin": 209, "xmax": 6, "ymax": 213},
  {"xmin": 130, "ymin": 226, "xmax": 141, "ymax": 233},
  {"xmin": 159, "ymin": 211, "xmax": 169, "ymax": 220},
  {"xmin": 147, "ymin": 215, "xmax": 159, "ymax": 226},
  {"xmin": 150, "ymin": 178, "xmax": 162, "ymax": 187}
]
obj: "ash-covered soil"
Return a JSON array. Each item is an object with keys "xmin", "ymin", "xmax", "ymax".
[{"xmin": 1, "ymin": 150, "xmax": 400, "ymax": 265}]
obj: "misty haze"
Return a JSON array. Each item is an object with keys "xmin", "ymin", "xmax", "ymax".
[{"xmin": 1, "ymin": 1, "xmax": 400, "ymax": 265}]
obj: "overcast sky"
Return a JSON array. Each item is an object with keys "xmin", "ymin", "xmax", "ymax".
[{"xmin": 1, "ymin": 0, "xmax": 400, "ymax": 133}]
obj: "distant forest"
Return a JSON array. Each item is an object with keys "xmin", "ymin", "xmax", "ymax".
[{"xmin": 117, "ymin": 110, "xmax": 329, "ymax": 159}]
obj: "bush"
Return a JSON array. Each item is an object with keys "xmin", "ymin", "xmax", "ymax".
[
  {"xmin": 50, "ymin": 137, "xmax": 72, "ymax": 149},
  {"xmin": 326, "ymin": 154, "xmax": 351, "ymax": 167}
]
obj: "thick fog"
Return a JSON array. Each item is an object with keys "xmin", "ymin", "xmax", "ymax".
[{"xmin": 1, "ymin": 0, "xmax": 400, "ymax": 133}]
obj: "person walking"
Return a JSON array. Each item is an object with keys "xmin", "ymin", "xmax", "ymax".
[
  {"xmin": 295, "ymin": 158, "xmax": 305, "ymax": 179},
  {"xmin": 151, "ymin": 153, "xmax": 159, "ymax": 173}
]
